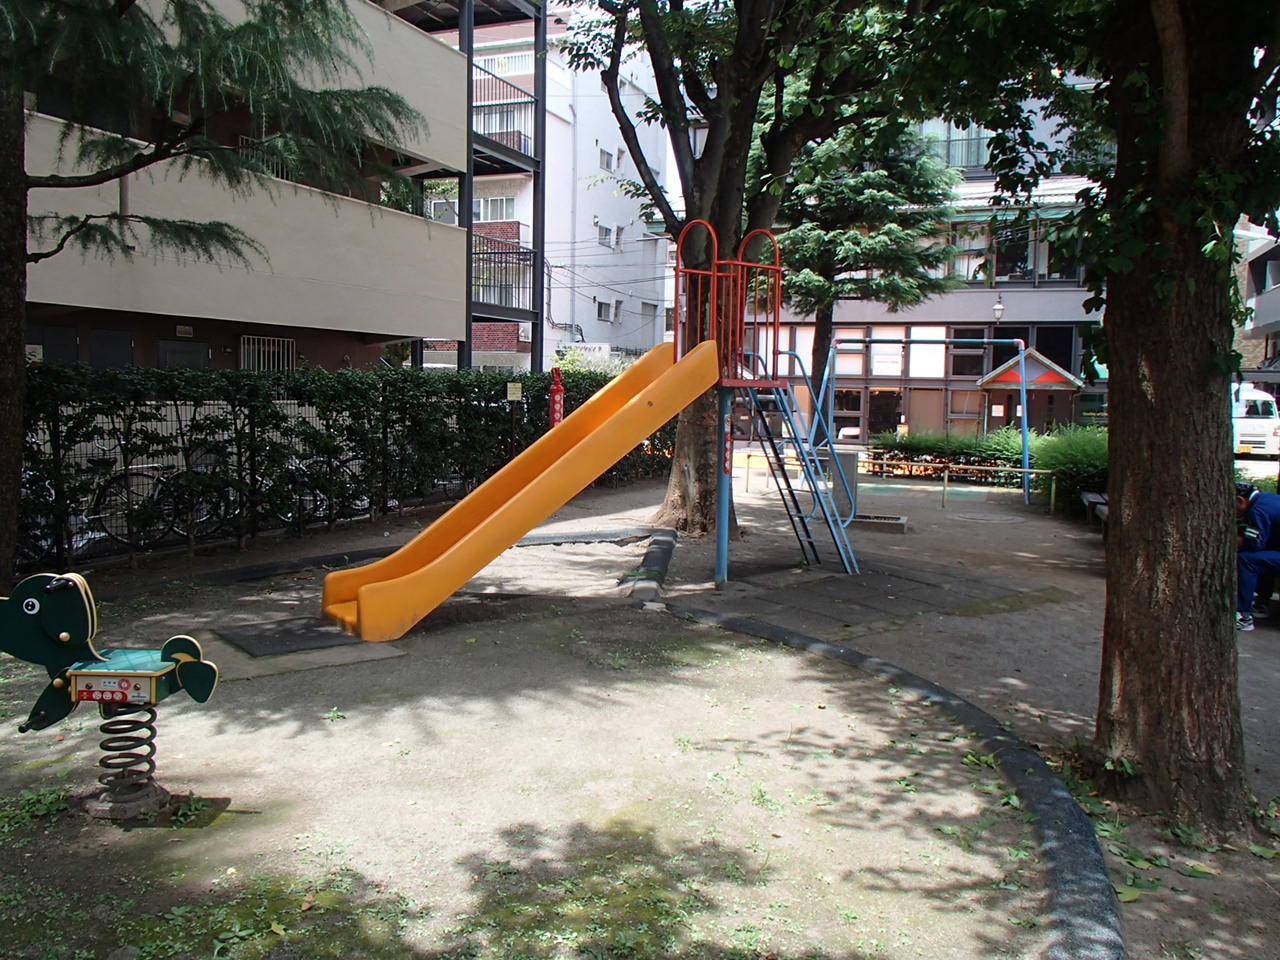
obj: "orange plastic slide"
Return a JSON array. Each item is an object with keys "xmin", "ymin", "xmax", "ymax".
[{"xmin": 322, "ymin": 340, "xmax": 719, "ymax": 642}]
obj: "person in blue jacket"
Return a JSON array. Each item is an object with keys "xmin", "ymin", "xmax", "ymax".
[{"xmin": 1236, "ymin": 481, "xmax": 1280, "ymax": 630}]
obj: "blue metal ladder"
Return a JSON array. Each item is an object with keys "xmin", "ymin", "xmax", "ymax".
[{"xmin": 744, "ymin": 371, "xmax": 859, "ymax": 575}]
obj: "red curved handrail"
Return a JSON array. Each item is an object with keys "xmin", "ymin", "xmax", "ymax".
[{"xmin": 672, "ymin": 220, "xmax": 782, "ymax": 382}]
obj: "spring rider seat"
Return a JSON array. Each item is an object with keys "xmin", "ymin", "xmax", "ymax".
[{"xmin": 0, "ymin": 573, "xmax": 218, "ymax": 819}]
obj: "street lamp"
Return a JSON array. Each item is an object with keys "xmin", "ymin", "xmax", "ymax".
[{"xmin": 992, "ymin": 294, "xmax": 1005, "ymax": 322}]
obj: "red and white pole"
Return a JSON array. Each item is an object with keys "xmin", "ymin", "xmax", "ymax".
[{"xmin": 550, "ymin": 367, "xmax": 565, "ymax": 428}]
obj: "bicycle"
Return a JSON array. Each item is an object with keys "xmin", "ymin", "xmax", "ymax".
[{"xmin": 90, "ymin": 443, "xmax": 230, "ymax": 550}]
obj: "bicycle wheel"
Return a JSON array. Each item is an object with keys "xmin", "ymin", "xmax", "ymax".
[
  {"xmin": 90, "ymin": 470, "xmax": 172, "ymax": 548},
  {"xmin": 270, "ymin": 460, "xmax": 329, "ymax": 527},
  {"xmin": 337, "ymin": 457, "xmax": 372, "ymax": 519},
  {"xmin": 167, "ymin": 480, "xmax": 230, "ymax": 540}
]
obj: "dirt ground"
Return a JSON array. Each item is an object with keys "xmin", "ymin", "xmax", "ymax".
[{"xmin": 0, "ymin": 474, "xmax": 1277, "ymax": 959}]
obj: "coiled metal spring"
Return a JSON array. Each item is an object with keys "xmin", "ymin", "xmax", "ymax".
[{"xmin": 97, "ymin": 704, "xmax": 158, "ymax": 803}]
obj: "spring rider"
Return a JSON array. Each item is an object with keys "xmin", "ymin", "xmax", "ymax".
[{"xmin": 1, "ymin": 573, "xmax": 218, "ymax": 819}]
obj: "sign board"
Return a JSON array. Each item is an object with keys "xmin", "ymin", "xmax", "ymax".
[{"xmin": 506, "ymin": 382, "xmax": 523, "ymax": 402}]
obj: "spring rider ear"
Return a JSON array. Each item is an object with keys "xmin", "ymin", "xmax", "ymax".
[{"xmin": 0, "ymin": 573, "xmax": 219, "ymax": 819}]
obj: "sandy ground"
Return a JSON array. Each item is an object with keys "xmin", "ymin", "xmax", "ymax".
[{"xmin": 0, "ymin": 473, "xmax": 1277, "ymax": 959}]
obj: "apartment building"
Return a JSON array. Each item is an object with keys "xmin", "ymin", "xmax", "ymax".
[
  {"xmin": 774, "ymin": 119, "xmax": 1105, "ymax": 440},
  {"xmin": 23, "ymin": 0, "xmax": 546, "ymax": 373},
  {"xmin": 425, "ymin": 8, "xmax": 669, "ymax": 372}
]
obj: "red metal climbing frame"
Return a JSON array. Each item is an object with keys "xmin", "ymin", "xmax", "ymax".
[{"xmin": 673, "ymin": 220, "xmax": 784, "ymax": 386}]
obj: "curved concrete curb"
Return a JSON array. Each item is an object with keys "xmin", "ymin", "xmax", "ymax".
[
  {"xmin": 627, "ymin": 528, "xmax": 678, "ymax": 602},
  {"xmin": 665, "ymin": 602, "xmax": 1126, "ymax": 960}
]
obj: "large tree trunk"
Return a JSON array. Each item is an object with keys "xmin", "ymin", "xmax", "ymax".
[
  {"xmin": 1095, "ymin": 243, "xmax": 1248, "ymax": 830},
  {"xmin": 1091, "ymin": 0, "xmax": 1251, "ymax": 831},
  {"xmin": 0, "ymin": 78, "xmax": 27, "ymax": 587},
  {"xmin": 651, "ymin": 388, "xmax": 721, "ymax": 533}
]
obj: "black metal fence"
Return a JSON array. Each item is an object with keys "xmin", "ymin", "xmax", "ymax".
[{"xmin": 22, "ymin": 363, "xmax": 677, "ymax": 570}]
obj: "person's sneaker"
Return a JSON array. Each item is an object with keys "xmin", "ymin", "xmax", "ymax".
[
  {"xmin": 1237, "ymin": 613, "xmax": 1256, "ymax": 632},
  {"xmin": 1253, "ymin": 602, "xmax": 1272, "ymax": 619}
]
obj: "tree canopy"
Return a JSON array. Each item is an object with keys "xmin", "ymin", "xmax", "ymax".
[{"xmin": 777, "ymin": 127, "xmax": 959, "ymax": 392}]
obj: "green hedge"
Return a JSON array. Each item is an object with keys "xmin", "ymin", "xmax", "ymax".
[
  {"xmin": 22, "ymin": 363, "xmax": 676, "ymax": 566},
  {"xmin": 870, "ymin": 424, "xmax": 1109, "ymax": 502}
]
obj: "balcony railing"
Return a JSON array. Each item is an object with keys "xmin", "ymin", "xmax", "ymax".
[
  {"xmin": 929, "ymin": 135, "xmax": 992, "ymax": 170},
  {"xmin": 472, "ymin": 63, "xmax": 536, "ymax": 159},
  {"xmin": 472, "ymin": 234, "xmax": 534, "ymax": 311}
]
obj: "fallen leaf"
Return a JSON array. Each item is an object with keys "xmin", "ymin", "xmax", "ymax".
[
  {"xmin": 1113, "ymin": 885, "xmax": 1142, "ymax": 902},
  {"xmin": 1248, "ymin": 843, "xmax": 1279, "ymax": 860},
  {"xmin": 1177, "ymin": 861, "xmax": 1218, "ymax": 878}
]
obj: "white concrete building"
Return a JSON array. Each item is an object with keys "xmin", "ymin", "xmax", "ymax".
[{"xmin": 430, "ymin": 10, "xmax": 669, "ymax": 371}]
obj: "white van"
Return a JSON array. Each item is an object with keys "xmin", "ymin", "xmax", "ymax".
[{"xmin": 1232, "ymin": 381, "xmax": 1280, "ymax": 456}]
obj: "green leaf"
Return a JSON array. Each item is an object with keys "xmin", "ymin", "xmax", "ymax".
[
  {"xmin": 1248, "ymin": 843, "xmax": 1279, "ymax": 860},
  {"xmin": 1177, "ymin": 861, "xmax": 1218, "ymax": 878},
  {"xmin": 1113, "ymin": 885, "xmax": 1142, "ymax": 902}
]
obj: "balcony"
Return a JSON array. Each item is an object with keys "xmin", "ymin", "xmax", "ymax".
[
  {"xmin": 26, "ymin": 113, "xmax": 467, "ymax": 342},
  {"xmin": 472, "ymin": 62, "xmax": 537, "ymax": 167},
  {"xmin": 472, "ymin": 234, "xmax": 534, "ymax": 313},
  {"xmin": 929, "ymin": 135, "xmax": 993, "ymax": 171},
  {"xmin": 208, "ymin": 0, "xmax": 469, "ymax": 171}
]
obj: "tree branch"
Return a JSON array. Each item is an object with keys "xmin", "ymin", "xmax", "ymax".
[
  {"xmin": 667, "ymin": 0, "xmax": 713, "ymax": 116},
  {"xmin": 27, "ymin": 214, "xmax": 105, "ymax": 264},
  {"xmin": 26, "ymin": 134, "xmax": 187, "ymax": 190},
  {"xmin": 635, "ymin": 0, "xmax": 698, "ymax": 216},
  {"xmin": 602, "ymin": 1, "xmax": 680, "ymax": 232}
]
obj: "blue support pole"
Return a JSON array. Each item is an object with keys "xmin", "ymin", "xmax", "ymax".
[
  {"xmin": 715, "ymin": 387, "xmax": 732, "ymax": 585},
  {"xmin": 1018, "ymin": 344, "xmax": 1031, "ymax": 504}
]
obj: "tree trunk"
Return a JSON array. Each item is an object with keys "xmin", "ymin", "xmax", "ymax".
[
  {"xmin": 1089, "ymin": 0, "xmax": 1253, "ymax": 834},
  {"xmin": 0, "ymin": 77, "xmax": 27, "ymax": 587},
  {"xmin": 808, "ymin": 301, "xmax": 834, "ymax": 445},
  {"xmin": 651, "ymin": 387, "xmax": 721, "ymax": 533},
  {"xmin": 1093, "ymin": 230, "xmax": 1249, "ymax": 832}
]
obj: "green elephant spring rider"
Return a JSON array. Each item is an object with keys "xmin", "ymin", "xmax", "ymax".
[{"xmin": 0, "ymin": 573, "xmax": 219, "ymax": 819}]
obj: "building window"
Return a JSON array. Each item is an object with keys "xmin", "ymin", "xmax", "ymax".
[
  {"xmin": 613, "ymin": 300, "xmax": 624, "ymax": 323},
  {"xmin": 614, "ymin": 226, "xmax": 624, "ymax": 248},
  {"xmin": 870, "ymin": 327, "xmax": 905, "ymax": 377},
  {"xmin": 599, "ymin": 148, "xmax": 614, "ymax": 171},
  {"xmin": 596, "ymin": 301, "xmax": 611, "ymax": 323},
  {"xmin": 950, "ymin": 353, "xmax": 985, "ymax": 377},
  {"xmin": 597, "ymin": 224, "xmax": 613, "ymax": 247},
  {"xmin": 1035, "ymin": 325, "xmax": 1076, "ymax": 373},
  {"xmin": 992, "ymin": 226, "xmax": 1033, "ymax": 281},
  {"xmin": 949, "ymin": 390, "xmax": 983, "ymax": 416},
  {"xmin": 430, "ymin": 199, "xmax": 459, "ymax": 224},
  {"xmin": 474, "ymin": 197, "xmax": 516, "ymax": 222},
  {"xmin": 159, "ymin": 339, "xmax": 211, "ymax": 370},
  {"xmin": 241, "ymin": 335, "xmax": 297, "ymax": 371},
  {"xmin": 921, "ymin": 120, "xmax": 993, "ymax": 169},
  {"xmin": 991, "ymin": 325, "xmax": 1031, "ymax": 368}
]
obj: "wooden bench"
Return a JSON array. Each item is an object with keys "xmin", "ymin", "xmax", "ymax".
[{"xmin": 1080, "ymin": 492, "xmax": 1108, "ymax": 530}]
